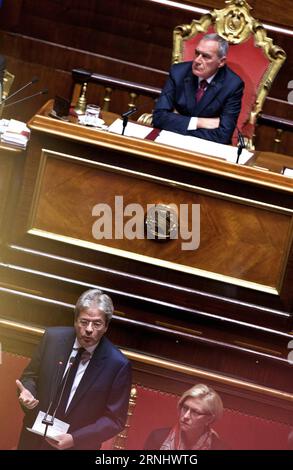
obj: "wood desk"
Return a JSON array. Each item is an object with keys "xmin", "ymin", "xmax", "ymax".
[
  {"xmin": 1, "ymin": 100, "xmax": 293, "ymax": 393},
  {"xmin": 9, "ymin": 100, "xmax": 293, "ymax": 305},
  {"xmin": 0, "ymin": 143, "xmax": 25, "ymax": 247}
]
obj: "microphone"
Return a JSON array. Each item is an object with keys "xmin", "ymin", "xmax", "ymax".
[
  {"xmin": 121, "ymin": 107, "xmax": 138, "ymax": 135},
  {"xmin": 42, "ymin": 360, "xmax": 64, "ymax": 428},
  {"xmin": 42, "ymin": 356, "xmax": 75, "ymax": 431},
  {"xmin": 121, "ymin": 107, "xmax": 138, "ymax": 119},
  {"xmin": 236, "ymin": 128, "xmax": 246, "ymax": 164},
  {"xmin": 2, "ymin": 76, "xmax": 39, "ymax": 104},
  {"xmin": 3, "ymin": 89, "xmax": 48, "ymax": 109}
]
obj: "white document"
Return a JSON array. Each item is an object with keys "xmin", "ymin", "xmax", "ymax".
[
  {"xmin": 78, "ymin": 115, "xmax": 106, "ymax": 129},
  {"xmin": 155, "ymin": 130, "xmax": 253, "ymax": 165},
  {"xmin": 26, "ymin": 410, "xmax": 69, "ymax": 441},
  {"xmin": 283, "ymin": 167, "xmax": 293, "ymax": 178},
  {"xmin": 0, "ymin": 118, "xmax": 31, "ymax": 148},
  {"xmin": 108, "ymin": 118, "xmax": 152, "ymax": 139}
]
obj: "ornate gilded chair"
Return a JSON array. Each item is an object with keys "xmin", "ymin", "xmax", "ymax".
[{"xmin": 139, "ymin": 0, "xmax": 286, "ymax": 150}]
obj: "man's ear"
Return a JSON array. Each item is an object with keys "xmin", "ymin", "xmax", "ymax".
[{"xmin": 219, "ymin": 56, "xmax": 226, "ymax": 68}]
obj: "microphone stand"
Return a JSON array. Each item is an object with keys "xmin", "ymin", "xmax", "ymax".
[
  {"xmin": 41, "ymin": 360, "xmax": 64, "ymax": 437},
  {"xmin": 2, "ymin": 77, "xmax": 39, "ymax": 104},
  {"xmin": 236, "ymin": 128, "xmax": 245, "ymax": 164},
  {"xmin": 42, "ymin": 359, "xmax": 73, "ymax": 438},
  {"xmin": 121, "ymin": 107, "xmax": 138, "ymax": 135},
  {"xmin": 3, "ymin": 89, "xmax": 48, "ymax": 109},
  {"xmin": 122, "ymin": 116, "xmax": 128, "ymax": 136},
  {"xmin": 236, "ymin": 144, "xmax": 243, "ymax": 164}
]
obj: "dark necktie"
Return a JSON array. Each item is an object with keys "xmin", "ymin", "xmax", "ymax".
[
  {"xmin": 54, "ymin": 347, "xmax": 91, "ymax": 418},
  {"xmin": 196, "ymin": 79, "xmax": 208, "ymax": 103}
]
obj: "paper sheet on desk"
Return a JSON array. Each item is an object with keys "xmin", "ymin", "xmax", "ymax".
[
  {"xmin": 0, "ymin": 118, "xmax": 30, "ymax": 148},
  {"xmin": 283, "ymin": 168, "xmax": 293, "ymax": 178},
  {"xmin": 155, "ymin": 130, "xmax": 253, "ymax": 165},
  {"xmin": 26, "ymin": 410, "xmax": 69, "ymax": 441},
  {"xmin": 108, "ymin": 118, "xmax": 152, "ymax": 139}
]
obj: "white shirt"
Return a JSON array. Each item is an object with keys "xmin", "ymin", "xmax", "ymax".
[
  {"xmin": 188, "ymin": 73, "xmax": 217, "ymax": 130},
  {"xmin": 63, "ymin": 339, "xmax": 98, "ymax": 412}
]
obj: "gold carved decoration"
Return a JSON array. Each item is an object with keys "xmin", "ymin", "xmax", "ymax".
[
  {"xmin": 213, "ymin": 0, "xmax": 253, "ymax": 44},
  {"xmin": 74, "ymin": 82, "xmax": 87, "ymax": 115},
  {"xmin": 0, "ymin": 70, "xmax": 15, "ymax": 119},
  {"xmin": 2, "ymin": 70, "xmax": 15, "ymax": 100},
  {"xmin": 112, "ymin": 386, "xmax": 137, "ymax": 449}
]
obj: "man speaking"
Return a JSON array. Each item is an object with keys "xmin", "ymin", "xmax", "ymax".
[
  {"xmin": 16, "ymin": 289, "xmax": 132, "ymax": 450},
  {"xmin": 153, "ymin": 33, "xmax": 244, "ymax": 144}
]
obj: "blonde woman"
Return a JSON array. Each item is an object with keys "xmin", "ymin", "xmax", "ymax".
[{"xmin": 144, "ymin": 384, "xmax": 225, "ymax": 450}]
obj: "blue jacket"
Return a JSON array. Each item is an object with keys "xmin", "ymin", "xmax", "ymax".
[
  {"xmin": 153, "ymin": 61, "xmax": 244, "ymax": 144},
  {"xmin": 17, "ymin": 327, "xmax": 132, "ymax": 449}
]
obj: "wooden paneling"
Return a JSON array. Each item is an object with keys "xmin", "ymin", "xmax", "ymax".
[
  {"xmin": 0, "ymin": 145, "xmax": 25, "ymax": 246},
  {"xmin": 4, "ymin": 102, "xmax": 291, "ymax": 321},
  {"xmin": 0, "ymin": 31, "xmax": 164, "ymax": 123},
  {"xmin": 30, "ymin": 150, "xmax": 291, "ymax": 290},
  {"xmin": 255, "ymin": 98, "xmax": 293, "ymax": 154},
  {"xmin": 187, "ymin": 0, "xmax": 293, "ymax": 28},
  {"xmin": 0, "ymin": 155, "xmax": 13, "ymax": 234},
  {"xmin": 0, "ymin": 286, "xmax": 292, "ymax": 393},
  {"xmin": 0, "ymin": 0, "xmax": 292, "ymax": 113}
]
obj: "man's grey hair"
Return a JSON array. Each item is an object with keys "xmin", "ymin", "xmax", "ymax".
[
  {"xmin": 201, "ymin": 33, "xmax": 229, "ymax": 58},
  {"xmin": 74, "ymin": 289, "xmax": 114, "ymax": 325}
]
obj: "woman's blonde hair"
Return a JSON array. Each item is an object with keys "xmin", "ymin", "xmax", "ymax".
[{"xmin": 178, "ymin": 383, "xmax": 223, "ymax": 423}]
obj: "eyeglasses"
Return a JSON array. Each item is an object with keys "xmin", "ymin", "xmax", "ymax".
[
  {"xmin": 78, "ymin": 319, "xmax": 105, "ymax": 330},
  {"xmin": 180, "ymin": 404, "xmax": 210, "ymax": 419}
]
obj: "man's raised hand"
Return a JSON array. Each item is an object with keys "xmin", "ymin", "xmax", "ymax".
[{"xmin": 16, "ymin": 379, "xmax": 39, "ymax": 410}]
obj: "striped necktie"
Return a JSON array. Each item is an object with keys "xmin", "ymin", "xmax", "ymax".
[{"xmin": 196, "ymin": 79, "xmax": 208, "ymax": 102}]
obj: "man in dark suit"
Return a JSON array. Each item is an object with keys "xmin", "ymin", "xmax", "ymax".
[
  {"xmin": 153, "ymin": 33, "xmax": 244, "ymax": 144},
  {"xmin": 16, "ymin": 289, "xmax": 132, "ymax": 450}
]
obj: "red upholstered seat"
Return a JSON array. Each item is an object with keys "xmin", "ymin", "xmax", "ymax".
[{"xmin": 122, "ymin": 385, "xmax": 291, "ymax": 450}]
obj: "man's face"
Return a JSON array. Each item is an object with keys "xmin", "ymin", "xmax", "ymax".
[
  {"xmin": 179, "ymin": 397, "xmax": 212, "ymax": 437},
  {"xmin": 75, "ymin": 307, "xmax": 108, "ymax": 348},
  {"xmin": 192, "ymin": 39, "xmax": 226, "ymax": 79}
]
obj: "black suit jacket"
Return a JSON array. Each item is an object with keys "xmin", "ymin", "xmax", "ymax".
[
  {"xmin": 153, "ymin": 61, "xmax": 244, "ymax": 144},
  {"xmin": 17, "ymin": 327, "xmax": 132, "ymax": 450}
]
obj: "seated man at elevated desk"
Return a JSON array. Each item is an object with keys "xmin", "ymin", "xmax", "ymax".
[{"xmin": 153, "ymin": 34, "xmax": 244, "ymax": 145}]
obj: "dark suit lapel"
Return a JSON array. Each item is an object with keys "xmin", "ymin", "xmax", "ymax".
[
  {"xmin": 184, "ymin": 72, "xmax": 198, "ymax": 115},
  {"xmin": 48, "ymin": 330, "xmax": 75, "ymax": 401},
  {"xmin": 65, "ymin": 337, "xmax": 108, "ymax": 416},
  {"xmin": 195, "ymin": 67, "xmax": 226, "ymax": 115}
]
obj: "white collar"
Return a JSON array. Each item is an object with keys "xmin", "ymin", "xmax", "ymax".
[
  {"xmin": 73, "ymin": 338, "xmax": 99, "ymax": 355},
  {"xmin": 199, "ymin": 73, "xmax": 216, "ymax": 85}
]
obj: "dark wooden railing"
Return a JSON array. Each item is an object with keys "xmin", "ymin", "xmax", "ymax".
[
  {"xmin": 71, "ymin": 68, "xmax": 293, "ymax": 153},
  {"xmin": 71, "ymin": 68, "xmax": 161, "ymax": 112}
]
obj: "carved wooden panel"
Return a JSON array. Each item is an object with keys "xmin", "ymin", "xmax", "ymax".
[
  {"xmin": 29, "ymin": 150, "xmax": 291, "ymax": 292},
  {"xmin": 0, "ymin": 147, "xmax": 23, "ymax": 246},
  {"xmin": 0, "ymin": 158, "xmax": 12, "ymax": 232}
]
